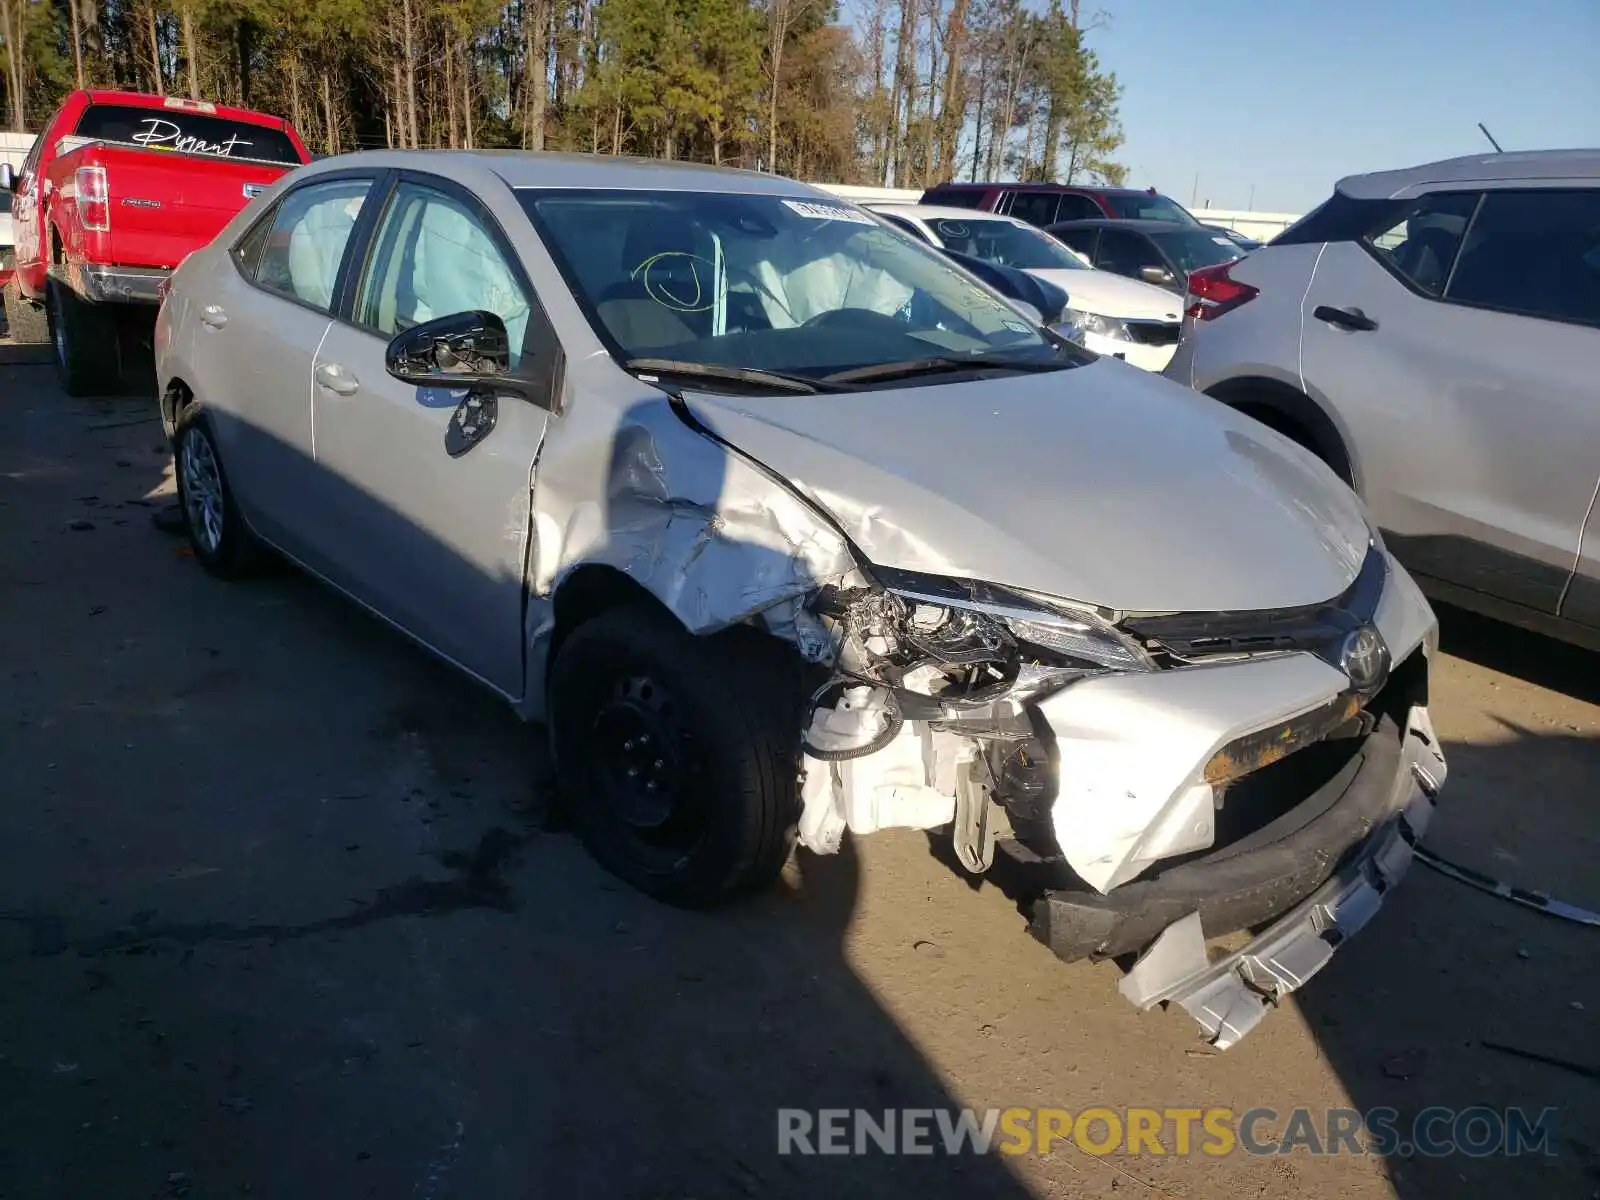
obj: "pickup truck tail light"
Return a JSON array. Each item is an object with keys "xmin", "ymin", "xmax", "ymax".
[
  {"xmin": 1185, "ymin": 261, "xmax": 1258, "ymax": 321},
  {"xmin": 75, "ymin": 166, "xmax": 110, "ymax": 232}
]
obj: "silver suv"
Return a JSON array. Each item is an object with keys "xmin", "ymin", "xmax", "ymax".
[{"xmin": 1165, "ymin": 150, "xmax": 1600, "ymax": 649}]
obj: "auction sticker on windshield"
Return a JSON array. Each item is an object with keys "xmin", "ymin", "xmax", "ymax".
[{"xmin": 783, "ymin": 200, "xmax": 877, "ymax": 225}]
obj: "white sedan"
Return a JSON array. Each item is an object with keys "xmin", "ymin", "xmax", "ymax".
[
  {"xmin": 868, "ymin": 203, "xmax": 1185, "ymax": 371},
  {"xmin": 155, "ymin": 152, "xmax": 1444, "ymax": 1047}
]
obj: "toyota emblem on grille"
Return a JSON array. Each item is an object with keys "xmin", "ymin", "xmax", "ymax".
[{"xmin": 1339, "ymin": 624, "xmax": 1390, "ymax": 692}]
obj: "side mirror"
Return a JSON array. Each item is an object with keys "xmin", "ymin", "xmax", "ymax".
[
  {"xmin": 0, "ymin": 163, "xmax": 14, "ymax": 192},
  {"xmin": 386, "ymin": 310, "xmax": 525, "ymax": 459},
  {"xmin": 1140, "ymin": 266, "xmax": 1175, "ymax": 287},
  {"xmin": 385, "ymin": 309, "xmax": 518, "ymax": 391}
]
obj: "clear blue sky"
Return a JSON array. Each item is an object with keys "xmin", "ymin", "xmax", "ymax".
[{"xmin": 1093, "ymin": 0, "xmax": 1600, "ymax": 213}]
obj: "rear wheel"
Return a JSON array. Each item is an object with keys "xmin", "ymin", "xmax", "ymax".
[
  {"xmin": 548, "ymin": 606, "xmax": 804, "ymax": 908},
  {"xmin": 47, "ymin": 279, "xmax": 121, "ymax": 396},
  {"xmin": 173, "ymin": 404, "xmax": 265, "ymax": 578},
  {"xmin": 2, "ymin": 277, "xmax": 48, "ymax": 345}
]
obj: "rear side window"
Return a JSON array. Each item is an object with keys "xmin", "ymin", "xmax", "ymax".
[
  {"xmin": 1272, "ymin": 191, "xmax": 1408, "ymax": 246},
  {"xmin": 74, "ymin": 104, "xmax": 302, "ymax": 165},
  {"xmin": 1006, "ymin": 192, "xmax": 1060, "ymax": 227},
  {"xmin": 1445, "ymin": 189, "xmax": 1600, "ymax": 327},
  {"xmin": 1364, "ymin": 192, "xmax": 1478, "ymax": 297},
  {"xmin": 250, "ymin": 177, "xmax": 372, "ymax": 312},
  {"xmin": 1053, "ymin": 194, "xmax": 1102, "ymax": 221}
]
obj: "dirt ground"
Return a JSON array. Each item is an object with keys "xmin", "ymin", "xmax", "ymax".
[{"xmin": 1, "ymin": 354, "xmax": 1596, "ymax": 1199}]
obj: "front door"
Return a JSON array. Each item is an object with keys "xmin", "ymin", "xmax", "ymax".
[
  {"xmin": 1301, "ymin": 187, "xmax": 1600, "ymax": 615},
  {"xmin": 308, "ymin": 175, "xmax": 560, "ymax": 697}
]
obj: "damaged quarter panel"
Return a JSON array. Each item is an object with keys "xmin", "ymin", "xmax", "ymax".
[
  {"xmin": 678, "ymin": 358, "xmax": 1372, "ymax": 615},
  {"xmin": 518, "ymin": 351, "xmax": 857, "ymax": 718}
]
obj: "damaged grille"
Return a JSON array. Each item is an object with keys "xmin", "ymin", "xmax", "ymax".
[{"xmin": 1122, "ymin": 546, "xmax": 1386, "ymax": 671}]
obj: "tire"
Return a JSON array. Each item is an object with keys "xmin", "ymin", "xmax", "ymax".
[
  {"xmin": 548, "ymin": 606, "xmax": 805, "ymax": 908},
  {"xmin": 172, "ymin": 404, "xmax": 265, "ymax": 579},
  {"xmin": 46, "ymin": 278, "xmax": 121, "ymax": 396},
  {"xmin": 2, "ymin": 277, "xmax": 48, "ymax": 345}
]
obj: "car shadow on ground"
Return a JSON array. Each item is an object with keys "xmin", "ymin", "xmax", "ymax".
[
  {"xmin": 0, "ymin": 370, "xmax": 1037, "ymax": 1198},
  {"xmin": 1299, "ymin": 616, "xmax": 1600, "ymax": 1199}
]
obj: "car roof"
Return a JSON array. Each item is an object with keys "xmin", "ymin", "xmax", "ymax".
[
  {"xmin": 929, "ymin": 181, "xmax": 1157, "ymax": 197},
  {"xmin": 294, "ymin": 149, "xmax": 826, "ymax": 196},
  {"xmin": 1337, "ymin": 149, "xmax": 1600, "ymax": 198},
  {"xmin": 1044, "ymin": 218, "xmax": 1196, "ymax": 232},
  {"xmin": 869, "ymin": 203, "xmax": 1031, "ymax": 225}
]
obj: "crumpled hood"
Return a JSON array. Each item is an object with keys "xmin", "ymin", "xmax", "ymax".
[
  {"xmin": 682, "ymin": 360, "xmax": 1371, "ymax": 614},
  {"xmin": 1028, "ymin": 268, "xmax": 1183, "ymax": 321}
]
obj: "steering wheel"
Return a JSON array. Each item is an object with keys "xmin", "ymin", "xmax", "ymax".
[
  {"xmin": 800, "ymin": 307, "xmax": 912, "ymax": 333},
  {"xmin": 630, "ymin": 252, "xmax": 794, "ymax": 323}
]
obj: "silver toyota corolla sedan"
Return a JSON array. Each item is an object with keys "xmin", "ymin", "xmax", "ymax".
[{"xmin": 155, "ymin": 152, "xmax": 1448, "ymax": 1047}]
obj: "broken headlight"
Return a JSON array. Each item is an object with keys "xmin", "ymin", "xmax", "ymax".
[
  {"xmin": 1053, "ymin": 309, "xmax": 1133, "ymax": 347},
  {"xmin": 878, "ymin": 568, "xmax": 1153, "ymax": 675},
  {"xmin": 802, "ymin": 569, "xmax": 1152, "ymax": 759}
]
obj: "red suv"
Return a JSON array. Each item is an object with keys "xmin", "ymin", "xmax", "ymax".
[{"xmin": 921, "ymin": 182, "xmax": 1201, "ymax": 230}]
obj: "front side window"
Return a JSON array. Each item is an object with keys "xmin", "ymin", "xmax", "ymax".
[
  {"xmin": 358, "ymin": 182, "xmax": 534, "ymax": 366},
  {"xmin": 521, "ymin": 189, "xmax": 1072, "ymax": 386},
  {"xmin": 1104, "ymin": 193, "xmax": 1199, "ymax": 225},
  {"xmin": 1053, "ymin": 226, "xmax": 1099, "ymax": 258},
  {"xmin": 1005, "ymin": 192, "xmax": 1061, "ymax": 227},
  {"xmin": 1444, "ymin": 189, "xmax": 1600, "ymax": 327},
  {"xmin": 73, "ymin": 104, "xmax": 302, "ymax": 165},
  {"xmin": 252, "ymin": 177, "xmax": 370, "ymax": 312},
  {"xmin": 1364, "ymin": 192, "xmax": 1478, "ymax": 297},
  {"xmin": 926, "ymin": 217, "xmax": 1088, "ymax": 271},
  {"xmin": 1095, "ymin": 228, "xmax": 1164, "ymax": 277}
]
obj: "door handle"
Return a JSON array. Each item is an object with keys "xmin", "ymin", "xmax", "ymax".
[
  {"xmin": 314, "ymin": 362, "xmax": 360, "ymax": 396},
  {"xmin": 1313, "ymin": 304, "xmax": 1378, "ymax": 332},
  {"xmin": 200, "ymin": 304, "xmax": 228, "ymax": 329}
]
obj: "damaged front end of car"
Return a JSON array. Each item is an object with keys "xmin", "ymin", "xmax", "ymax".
[{"xmin": 787, "ymin": 545, "xmax": 1447, "ymax": 1048}]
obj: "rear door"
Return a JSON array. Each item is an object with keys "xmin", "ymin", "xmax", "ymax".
[
  {"xmin": 308, "ymin": 173, "xmax": 562, "ymax": 696},
  {"xmin": 1300, "ymin": 186, "xmax": 1600, "ymax": 615},
  {"xmin": 190, "ymin": 171, "xmax": 378, "ymax": 552}
]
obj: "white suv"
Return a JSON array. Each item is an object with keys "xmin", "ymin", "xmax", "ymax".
[{"xmin": 1165, "ymin": 150, "xmax": 1600, "ymax": 649}]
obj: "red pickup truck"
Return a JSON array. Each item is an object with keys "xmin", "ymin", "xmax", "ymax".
[{"xmin": 1, "ymin": 89, "xmax": 309, "ymax": 393}]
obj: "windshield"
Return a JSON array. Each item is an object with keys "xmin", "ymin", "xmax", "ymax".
[
  {"xmin": 1151, "ymin": 228, "xmax": 1246, "ymax": 274},
  {"xmin": 519, "ymin": 189, "xmax": 1074, "ymax": 388},
  {"xmin": 925, "ymin": 217, "xmax": 1087, "ymax": 270},
  {"xmin": 0, "ymin": 190, "xmax": 10, "ymax": 214},
  {"xmin": 1104, "ymin": 193, "xmax": 1198, "ymax": 224},
  {"xmin": 73, "ymin": 104, "xmax": 303, "ymax": 165}
]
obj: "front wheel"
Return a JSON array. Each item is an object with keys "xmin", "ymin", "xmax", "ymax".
[{"xmin": 548, "ymin": 606, "xmax": 804, "ymax": 908}]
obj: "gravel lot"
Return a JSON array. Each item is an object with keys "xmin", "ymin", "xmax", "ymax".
[{"xmin": 2, "ymin": 354, "xmax": 1596, "ymax": 1199}]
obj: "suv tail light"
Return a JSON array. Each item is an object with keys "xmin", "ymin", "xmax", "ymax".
[
  {"xmin": 75, "ymin": 166, "xmax": 110, "ymax": 232},
  {"xmin": 1185, "ymin": 261, "xmax": 1258, "ymax": 321}
]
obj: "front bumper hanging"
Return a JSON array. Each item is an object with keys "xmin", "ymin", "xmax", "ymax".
[{"xmin": 1111, "ymin": 702, "xmax": 1445, "ymax": 1047}]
